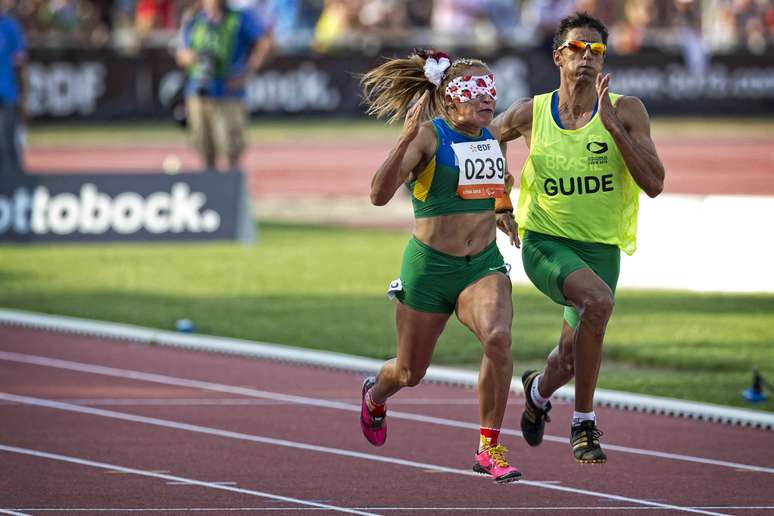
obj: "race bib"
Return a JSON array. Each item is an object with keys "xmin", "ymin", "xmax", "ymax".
[{"xmin": 451, "ymin": 139, "xmax": 505, "ymax": 199}]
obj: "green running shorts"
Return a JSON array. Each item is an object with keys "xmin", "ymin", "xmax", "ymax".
[
  {"xmin": 521, "ymin": 230, "xmax": 620, "ymax": 329},
  {"xmin": 388, "ymin": 236, "xmax": 510, "ymax": 314}
]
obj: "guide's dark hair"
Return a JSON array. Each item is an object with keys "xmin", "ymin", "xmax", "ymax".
[{"xmin": 553, "ymin": 12, "xmax": 609, "ymax": 50}]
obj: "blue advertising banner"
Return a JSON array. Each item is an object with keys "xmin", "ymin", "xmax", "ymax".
[
  {"xmin": 0, "ymin": 171, "xmax": 255, "ymax": 243},
  {"xmin": 26, "ymin": 47, "xmax": 774, "ymax": 120}
]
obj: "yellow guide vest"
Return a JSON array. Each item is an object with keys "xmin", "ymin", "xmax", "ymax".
[{"xmin": 516, "ymin": 91, "xmax": 640, "ymax": 255}]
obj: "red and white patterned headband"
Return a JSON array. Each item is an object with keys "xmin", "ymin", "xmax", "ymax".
[{"xmin": 445, "ymin": 74, "xmax": 497, "ymax": 103}]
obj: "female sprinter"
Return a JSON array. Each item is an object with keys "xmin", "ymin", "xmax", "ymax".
[{"xmin": 358, "ymin": 49, "xmax": 522, "ymax": 483}]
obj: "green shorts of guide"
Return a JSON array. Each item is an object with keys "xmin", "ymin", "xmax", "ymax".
[
  {"xmin": 521, "ymin": 230, "xmax": 620, "ymax": 329},
  {"xmin": 387, "ymin": 236, "xmax": 510, "ymax": 314}
]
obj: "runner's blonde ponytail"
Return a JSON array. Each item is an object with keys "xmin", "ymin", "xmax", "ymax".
[{"xmin": 361, "ymin": 51, "xmax": 489, "ymax": 124}]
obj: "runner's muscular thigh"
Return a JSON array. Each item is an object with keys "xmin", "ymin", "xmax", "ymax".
[
  {"xmin": 414, "ymin": 211, "xmax": 497, "ymax": 256},
  {"xmin": 456, "ymin": 273, "xmax": 513, "ymax": 337}
]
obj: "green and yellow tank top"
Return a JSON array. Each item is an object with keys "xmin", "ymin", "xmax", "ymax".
[
  {"xmin": 188, "ymin": 10, "xmax": 241, "ymax": 78},
  {"xmin": 516, "ymin": 91, "xmax": 640, "ymax": 255},
  {"xmin": 409, "ymin": 118, "xmax": 498, "ymax": 218}
]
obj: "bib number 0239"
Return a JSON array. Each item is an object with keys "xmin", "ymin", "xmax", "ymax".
[
  {"xmin": 464, "ymin": 157, "xmax": 504, "ymax": 181},
  {"xmin": 451, "ymin": 139, "xmax": 506, "ymax": 199}
]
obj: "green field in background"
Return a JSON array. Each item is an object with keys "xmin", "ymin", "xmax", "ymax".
[
  {"xmin": 1, "ymin": 222, "xmax": 772, "ymax": 412},
  {"xmin": 27, "ymin": 117, "xmax": 774, "ymax": 147},
  {"xmin": 27, "ymin": 119, "xmax": 399, "ymax": 146}
]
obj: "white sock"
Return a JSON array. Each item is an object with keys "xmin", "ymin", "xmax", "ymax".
[
  {"xmin": 530, "ymin": 374, "xmax": 549, "ymax": 409},
  {"xmin": 572, "ymin": 411, "xmax": 596, "ymax": 426}
]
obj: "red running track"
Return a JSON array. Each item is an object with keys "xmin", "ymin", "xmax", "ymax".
[
  {"xmin": 1, "ymin": 325, "xmax": 773, "ymax": 515},
  {"xmin": 24, "ymin": 139, "xmax": 774, "ymax": 197}
]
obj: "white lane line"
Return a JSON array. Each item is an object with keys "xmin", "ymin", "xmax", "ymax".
[
  {"xmin": 2, "ymin": 307, "xmax": 771, "ymax": 430},
  {"xmin": 0, "ymin": 398, "xmax": 485, "ymax": 407},
  {"xmin": 1, "ymin": 351, "xmax": 771, "ymax": 475},
  {"xmin": 0, "ymin": 444, "xmax": 377, "ymax": 516},
  {"xmin": 5, "ymin": 508, "xmax": 774, "ymax": 513},
  {"xmin": 364, "ymin": 508, "xmax": 770, "ymax": 512},
  {"xmin": 0, "ymin": 393, "xmax": 730, "ymax": 516},
  {"xmin": 166, "ymin": 481, "xmax": 237, "ymax": 486},
  {"xmin": 0, "ymin": 510, "xmax": 32, "ymax": 515}
]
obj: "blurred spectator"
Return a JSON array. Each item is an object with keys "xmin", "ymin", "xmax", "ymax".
[
  {"xmin": 135, "ymin": 0, "xmax": 176, "ymax": 43},
  {"xmin": 226, "ymin": 0, "xmax": 323, "ymax": 50},
  {"xmin": 524, "ymin": 0, "xmax": 575, "ymax": 50},
  {"xmin": 574, "ymin": 0, "xmax": 619, "ymax": 28},
  {"xmin": 41, "ymin": 0, "xmax": 82, "ymax": 35},
  {"xmin": 313, "ymin": 0, "xmax": 362, "ymax": 51},
  {"xmin": 704, "ymin": 0, "xmax": 737, "ymax": 51},
  {"xmin": 733, "ymin": 0, "xmax": 768, "ymax": 53},
  {"xmin": 671, "ymin": 0, "xmax": 707, "ymax": 74},
  {"xmin": 431, "ymin": 0, "xmax": 497, "ymax": 48},
  {"xmin": 135, "ymin": 0, "xmax": 177, "ymax": 32},
  {"xmin": 267, "ymin": 0, "xmax": 314, "ymax": 48},
  {"xmin": 4, "ymin": 0, "xmax": 774, "ymax": 53},
  {"xmin": 359, "ymin": 0, "xmax": 409, "ymax": 43},
  {"xmin": 610, "ymin": 0, "xmax": 656, "ymax": 54},
  {"xmin": 7, "ymin": 0, "xmax": 112, "ymax": 46},
  {"xmin": 177, "ymin": 0, "xmax": 272, "ymax": 170},
  {"xmin": 0, "ymin": 0, "xmax": 26, "ymax": 176},
  {"xmin": 406, "ymin": 0, "xmax": 432, "ymax": 29},
  {"xmin": 92, "ymin": 0, "xmax": 118, "ymax": 33},
  {"xmin": 767, "ymin": 2, "xmax": 774, "ymax": 42},
  {"xmin": 485, "ymin": 0, "xmax": 524, "ymax": 46}
]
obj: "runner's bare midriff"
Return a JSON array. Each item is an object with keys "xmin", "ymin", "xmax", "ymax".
[{"xmin": 413, "ymin": 211, "xmax": 496, "ymax": 256}]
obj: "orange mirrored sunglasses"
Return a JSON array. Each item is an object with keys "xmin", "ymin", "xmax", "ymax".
[{"xmin": 558, "ymin": 40, "xmax": 607, "ymax": 55}]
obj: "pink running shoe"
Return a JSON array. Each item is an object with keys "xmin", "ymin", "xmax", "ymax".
[
  {"xmin": 360, "ymin": 376, "xmax": 386, "ymax": 446},
  {"xmin": 473, "ymin": 444, "xmax": 522, "ymax": 483}
]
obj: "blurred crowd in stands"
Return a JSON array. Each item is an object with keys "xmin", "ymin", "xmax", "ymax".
[{"xmin": 7, "ymin": 0, "xmax": 774, "ymax": 54}]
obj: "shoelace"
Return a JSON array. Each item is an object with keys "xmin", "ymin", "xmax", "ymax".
[
  {"xmin": 576, "ymin": 426, "xmax": 603, "ymax": 446},
  {"xmin": 526, "ymin": 403, "xmax": 551, "ymax": 423},
  {"xmin": 485, "ymin": 444, "xmax": 511, "ymax": 468}
]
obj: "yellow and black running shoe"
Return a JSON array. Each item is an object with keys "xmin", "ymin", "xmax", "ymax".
[
  {"xmin": 570, "ymin": 420, "xmax": 607, "ymax": 463},
  {"xmin": 520, "ymin": 370, "xmax": 551, "ymax": 446}
]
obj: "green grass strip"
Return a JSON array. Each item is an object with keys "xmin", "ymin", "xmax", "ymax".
[
  {"xmin": 28, "ymin": 118, "xmax": 774, "ymax": 147},
  {"xmin": 1, "ymin": 222, "xmax": 772, "ymax": 412}
]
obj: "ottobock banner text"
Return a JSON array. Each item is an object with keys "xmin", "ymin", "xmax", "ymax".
[{"xmin": 0, "ymin": 171, "xmax": 255, "ymax": 243}]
